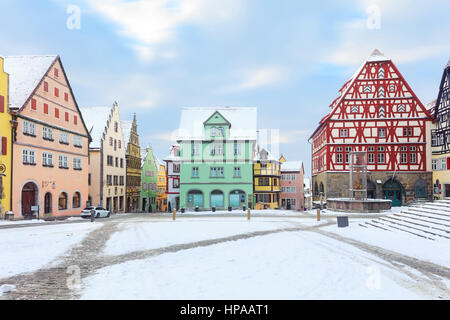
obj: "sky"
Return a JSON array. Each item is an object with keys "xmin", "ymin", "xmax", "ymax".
[{"xmin": 1, "ymin": 0, "xmax": 450, "ymax": 177}]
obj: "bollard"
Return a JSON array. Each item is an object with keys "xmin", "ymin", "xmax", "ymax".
[
  {"xmin": 316, "ymin": 209, "xmax": 320, "ymax": 221},
  {"xmin": 90, "ymin": 209, "xmax": 95, "ymax": 222},
  {"xmin": 247, "ymin": 208, "xmax": 251, "ymax": 220},
  {"xmin": 172, "ymin": 209, "xmax": 176, "ymax": 221}
]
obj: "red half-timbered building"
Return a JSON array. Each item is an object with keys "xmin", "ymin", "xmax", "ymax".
[{"xmin": 309, "ymin": 49, "xmax": 433, "ymax": 206}]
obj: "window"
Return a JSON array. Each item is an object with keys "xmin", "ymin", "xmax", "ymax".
[
  {"xmin": 22, "ymin": 149, "xmax": 36, "ymax": 165},
  {"xmin": 173, "ymin": 163, "xmax": 180, "ymax": 173},
  {"xmin": 58, "ymin": 155, "xmax": 69, "ymax": 169},
  {"xmin": 42, "ymin": 152, "xmax": 54, "ymax": 167},
  {"xmin": 115, "ymin": 157, "xmax": 118, "ymax": 167},
  {"xmin": 120, "ymin": 158, "xmax": 124, "ymax": 168},
  {"xmin": 401, "ymin": 153, "xmax": 407, "ymax": 163},
  {"xmin": 118, "ymin": 140, "xmax": 121, "ymax": 149},
  {"xmin": 210, "ymin": 143, "xmax": 223, "ymax": 155},
  {"xmin": 73, "ymin": 192, "xmax": 81, "ymax": 208},
  {"xmin": 107, "ymin": 155, "xmax": 113, "ymax": 166},
  {"xmin": 113, "ymin": 176, "xmax": 118, "ymax": 186},
  {"xmin": 432, "ymin": 134, "xmax": 437, "ymax": 147},
  {"xmin": 378, "ymin": 128, "xmax": 386, "ymax": 138},
  {"xmin": 23, "ymin": 121, "xmax": 36, "ymax": 136},
  {"xmin": 173, "ymin": 179, "xmax": 179, "ymax": 188},
  {"xmin": 54, "ymin": 87, "xmax": 59, "ymax": 97},
  {"xmin": 191, "ymin": 143, "xmax": 200, "ymax": 156},
  {"xmin": 42, "ymin": 127, "xmax": 54, "ymax": 141},
  {"xmin": 336, "ymin": 153, "xmax": 343, "ymax": 163},
  {"xmin": 64, "ymin": 92, "xmax": 69, "ymax": 102},
  {"xmin": 368, "ymin": 153, "xmax": 375, "ymax": 164},
  {"xmin": 73, "ymin": 157, "xmax": 82, "ymax": 170},
  {"xmin": 44, "ymin": 103, "xmax": 48, "ymax": 114},
  {"xmin": 107, "ymin": 175, "xmax": 112, "ymax": 186},
  {"xmin": 234, "ymin": 142, "xmax": 240, "ymax": 155},
  {"xmin": 58, "ymin": 192, "xmax": 68, "ymax": 210},
  {"xmin": 73, "ymin": 135, "xmax": 82, "ymax": 147},
  {"xmin": 377, "ymin": 153, "xmax": 385, "ymax": 164},
  {"xmin": 54, "ymin": 68, "xmax": 59, "ymax": 77},
  {"xmin": 119, "ymin": 176, "xmax": 124, "ymax": 186},
  {"xmin": 65, "ymin": 112, "xmax": 69, "ymax": 122},
  {"xmin": 432, "ymin": 159, "xmax": 437, "ymax": 171},
  {"xmin": 234, "ymin": 167, "xmax": 241, "ymax": 177},
  {"xmin": 0, "ymin": 95, "xmax": 4, "ymax": 113},
  {"xmin": 192, "ymin": 167, "xmax": 199, "ymax": 177},
  {"xmin": 59, "ymin": 132, "xmax": 69, "ymax": 144},
  {"xmin": 337, "ymin": 147, "xmax": 343, "ymax": 152},
  {"xmin": 410, "ymin": 153, "xmax": 417, "ymax": 164},
  {"xmin": 55, "ymin": 108, "xmax": 59, "ymax": 118},
  {"xmin": 44, "ymin": 81, "xmax": 48, "ymax": 92},
  {"xmin": 114, "ymin": 122, "xmax": 118, "ymax": 132},
  {"xmin": 403, "ymin": 127, "xmax": 413, "ymax": 137},
  {"xmin": 74, "ymin": 115, "xmax": 77, "ymax": 125},
  {"xmin": 340, "ymin": 129, "xmax": 348, "ymax": 137},
  {"xmin": 210, "ymin": 167, "xmax": 224, "ymax": 177},
  {"xmin": 31, "ymin": 99, "xmax": 37, "ymax": 110}
]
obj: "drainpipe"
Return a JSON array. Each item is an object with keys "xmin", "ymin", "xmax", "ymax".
[{"xmin": 9, "ymin": 111, "xmax": 18, "ymax": 216}]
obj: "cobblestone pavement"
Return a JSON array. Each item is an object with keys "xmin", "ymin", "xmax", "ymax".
[{"xmin": 0, "ymin": 216, "xmax": 448, "ymax": 299}]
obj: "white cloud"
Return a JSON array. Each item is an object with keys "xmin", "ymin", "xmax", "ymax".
[
  {"xmin": 147, "ymin": 130, "xmax": 179, "ymax": 142},
  {"xmin": 277, "ymin": 130, "xmax": 312, "ymax": 144},
  {"xmin": 325, "ymin": 0, "xmax": 450, "ymax": 66},
  {"xmin": 218, "ymin": 66, "xmax": 288, "ymax": 93},
  {"xmin": 88, "ymin": 0, "xmax": 244, "ymax": 62}
]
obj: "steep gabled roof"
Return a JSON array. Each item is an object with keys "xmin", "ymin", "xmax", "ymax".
[
  {"xmin": 80, "ymin": 106, "xmax": 114, "ymax": 149},
  {"xmin": 281, "ymin": 161, "xmax": 303, "ymax": 172},
  {"xmin": 4, "ymin": 55, "xmax": 57, "ymax": 110}
]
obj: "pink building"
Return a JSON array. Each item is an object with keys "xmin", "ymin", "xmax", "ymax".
[
  {"xmin": 5, "ymin": 55, "xmax": 90, "ymax": 219},
  {"xmin": 280, "ymin": 161, "xmax": 305, "ymax": 210}
]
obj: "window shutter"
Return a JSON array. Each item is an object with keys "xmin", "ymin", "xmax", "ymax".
[
  {"xmin": 0, "ymin": 95, "xmax": 4, "ymax": 113},
  {"xmin": 65, "ymin": 112, "xmax": 69, "ymax": 122},
  {"xmin": 44, "ymin": 81, "xmax": 48, "ymax": 92},
  {"xmin": 64, "ymin": 93, "xmax": 68, "ymax": 102},
  {"xmin": 31, "ymin": 99, "xmax": 37, "ymax": 110},
  {"xmin": 74, "ymin": 115, "xmax": 77, "ymax": 125},
  {"xmin": 44, "ymin": 103, "xmax": 48, "ymax": 114},
  {"xmin": 55, "ymin": 108, "xmax": 59, "ymax": 118},
  {"xmin": 2, "ymin": 137, "xmax": 7, "ymax": 155},
  {"xmin": 447, "ymin": 157, "xmax": 450, "ymax": 170}
]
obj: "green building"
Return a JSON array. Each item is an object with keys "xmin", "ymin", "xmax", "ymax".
[
  {"xmin": 140, "ymin": 145, "xmax": 158, "ymax": 212},
  {"xmin": 177, "ymin": 107, "xmax": 257, "ymax": 211}
]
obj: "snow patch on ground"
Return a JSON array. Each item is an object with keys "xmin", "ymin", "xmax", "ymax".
[
  {"xmin": 82, "ymin": 231, "xmax": 427, "ymax": 300},
  {"xmin": 0, "ymin": 222, "xmax": 102, "ymax": 279},
  {"xmin": 103, "ymin": 217, "xmax": 307, "ymax": 256},
  {"xmin": 322, "ymin": 221, "xmax": 450, "ymax": 266}
]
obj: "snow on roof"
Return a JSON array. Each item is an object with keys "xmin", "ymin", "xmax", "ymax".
[
  {"xmin": 281, "ymin": 161, "xmax": 303, "ymax": 172},
  {"xmin": 446, "ymin": 59, "xmax": 450, "ymax": 68},
  {"xmin": 155, "ymin": 155, "xmax": 165, "ymax": 169},
  {"xmin": 367, "ymin": 49, "xmax": 389, "ymax": 62},
  {"xmin": 163, "ymin": 144, "xmax": 181, "ymax": 162},
  {"xmin": 426, "ymin": 99, "xmax": 437, "ymax": 112},
  {"xmin": 176, "ymin": 107, "xmax": 257, "ymax": 141},
  {"xmin": 80, "ymin": 106, "xmax": 112, "ymax": 149},
  {"xmin": 121, "ymin": 120, "xmax": 132, "ymax": 145},
  {"xmin": 4, "ymin": 55, "xmax": 57, "ymax": 109}
]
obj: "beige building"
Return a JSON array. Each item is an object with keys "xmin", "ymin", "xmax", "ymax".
[{"xmin": 81, "ymin": 103, "xmax": 126, "ymax": 213}]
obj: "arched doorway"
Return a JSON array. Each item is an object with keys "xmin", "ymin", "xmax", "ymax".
[
  {"xmin": 414, "ymin": 179, "xmax": 427, "ymax": 199},
  {"xmin": 210, "ymin": 190, "xmax": 224, "ymax": 209},
  {"xmin": 44, "ymin": 192, "xmax": 52, "ymax": 214},
  {"xmin": 187, "ymin": 190, "xmax": 204, "ymax": 209},
  {"xmin": 21, "ymin": 182, "xmax": 38, "ymax": 217},
  {"xmin": 73, "ymin": 192, "xmax": 81, "ymax": 209},
  {"xmin": 383, "ymin": 179, "xmax": 402, "ymax": 206},
  {"xmin": 229, "ymin": 190, "xmax": 246, "ymax": 208}
]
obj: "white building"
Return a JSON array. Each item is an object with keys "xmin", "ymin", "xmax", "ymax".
[{"xmin": 164, "ymin": 144, "xmax": 181, "ymax": 210}]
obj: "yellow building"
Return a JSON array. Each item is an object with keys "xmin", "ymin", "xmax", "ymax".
[
  {"xmin": 0, "ymin": 56, "xmax": 11, "ymax": 217},
  {"xmin": 430, "ymin": 60, "xmax": 450, "ymax": 199},
  {"xmin": 253, "ymin": 148, "xmax": 281, "ymax": 209},
  {"xmin": 156, "ymin": 158, "xmax": 167, "ymax": 212}
]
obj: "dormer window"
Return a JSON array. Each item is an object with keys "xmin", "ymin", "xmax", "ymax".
[{"xmin": 211, "ymin": 126, "xmax": 224, "ymax": 137}]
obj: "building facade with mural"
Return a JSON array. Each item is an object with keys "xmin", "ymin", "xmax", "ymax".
[
  {"xmin": 0, "ymin": 56, "xmax": 11, "ymax": 217},
  {"xmin": 164, "ymin": 144, "xmax": 180, "ymax": 211},
  {"xmin": 4, "ymin": 55, "xmax": 90, "ymax": 219},
  {"xmin": 309, "ymin": 50, "xmax": 433, "ymax": 207},
  {"xmin": 178, "ymin": 107, "xmax": 256, "ymax": 211},
  {"xmin": 430, "ymin": 60, "xmax": 450, "ymax": 199},
  {"xmin": 253, "ymin": 148, "xmax": 281, "ymax": 209},
  {"xmin": 140, "ymin": 145, "xmax": 158, "ymax": 212},
  {"xmin": 122, "ymin": 114, "xmax": 141, "ymax": 212},
  {"xmin": 81, "ymin": 103, "xmax": 126, "ymax": 213}
]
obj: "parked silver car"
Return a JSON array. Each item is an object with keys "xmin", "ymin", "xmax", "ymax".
[{"xmin": 81, "ymin": 206, "xmax": 110, "ymax": 218}]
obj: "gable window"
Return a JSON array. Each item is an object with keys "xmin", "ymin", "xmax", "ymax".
[
  {"xmin": 64, "ymin": 92, "xmax": 69, "ymax": 102},
  {"xmin": 31, "ymin": 99, "xmax": 37, "ymax": 110},
  {"xmin": 74, "ymin": 115, "xmax": 77, "ymax": 125},
  {"xmin": 54, "ymin": 87, "xmax": 59, "ymax": 97},
  {"xmin": 339, "ymin": 129, "xmax": 348, "ymax": 137},
  {"xmin": 44, "ymin": 81, "xmax": 49, "ymax": 92},
  {"xmin": 54, "ymin": 68, "xmax": 59, "ymax": 78}
]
